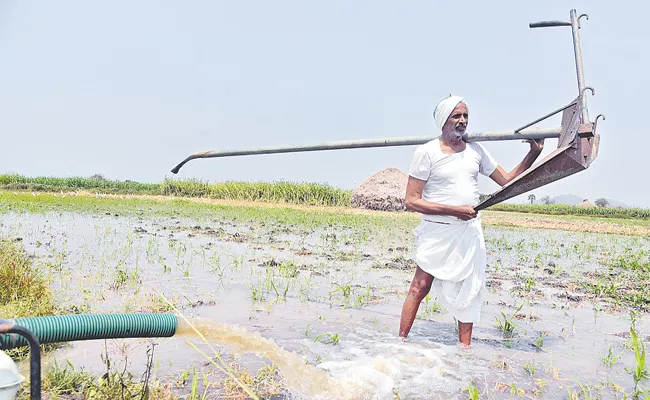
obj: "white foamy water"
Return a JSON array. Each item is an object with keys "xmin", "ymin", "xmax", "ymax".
[{"xmin": 179, "ymin": 319, "xmax": 477, "ymax": 400}]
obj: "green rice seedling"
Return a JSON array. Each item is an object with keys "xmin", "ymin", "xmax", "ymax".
[
  {"xmin": 626, "ymin": 327, "xmax": 649, "ymax": 395},
  {"xmin": 111, "ymin": 263, "xmax": 129, "ymax": 290},
  {"xmin": 355, "ymin": 286, "xmax": 373, "ymax": 307},
  {"xmin": 534, "ymin": 332, "xmax": 547, "ymax": 349},
  {"xmin": 463, "ymin": 380, "xmax": 480, "ymax": 400},
  {"xmin": 299, "ymin": 276, "xmax": 314, "ymax": 301},
  {"xmin": 250, "ymin": 283, "xmax": 267, "ymax": 304},
  {"xmin": 533, "ymin": 378, "xmax": 548, "ymax": 396},
  {"xmin": 495, "ymin": 303, "xmax": 525, "ymax": 338},
  {"xmin": 422, "ymin": 293, "xmax": 442, "ymax": 317},
  {"xmin": 314, "ymin": 333, "xmax": 340, "ymax": 345},
  {"xmin": 187, "ymin": 366, "xmax": 209, "ymax": 400},
  {"xmin": 525, "ymin": 362, "xmax": 537, "ymax": 376},
  {"xmin": 509, "ymin": 382, "xmax": 524, "ymax": 397},
  {"xmin": 524, "ymin": 277, "xmax": 535, "ymax": 292},
  {"xmin": 278, "ymin": 261, "xmax": 298, "ymax": 278},
  {"xmin": 329, "ymin": 283, "xmax": 351, "ymax": 299},
  {"xmin": 602, "ymin": 345, "xmax": 620, "ymax": 368},
  {"xmin": 209, "ymin": 252, "xmax": 226, "ymax": 283},
  {"xmin": 159, "ymin": 256, "xmax": 171, "ymax": 274},
  {"xmin": 569, "ymin": 379, "xmax": 606, "ymax": 400},
  {"xmin": 146, "ymin": 236, "xmax": 158, "ymax": 263},
  {"xmin": 269, "ymin": 277, "xmax": 291, "ymax": 300}
]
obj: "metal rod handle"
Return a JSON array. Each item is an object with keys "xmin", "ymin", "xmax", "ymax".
[
  {"xmin": 570, "ymin": 9, "xmax": 589, "ymax": 122},
  {"xmin": 170, "ymin": 127, "xmax": 578, "ymax": 173},
  {"xmin": 529, "ymin": 20, "xmax": 571, "ymax": 28}
]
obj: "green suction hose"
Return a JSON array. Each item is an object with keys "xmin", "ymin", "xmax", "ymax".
[{"xmin": 0, "ymin": 313, "xmax": 178, "ymax": 350}]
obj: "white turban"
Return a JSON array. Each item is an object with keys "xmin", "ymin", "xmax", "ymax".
[{"xmin": 433, "ymin": 95, "xmax": 469, "ymax": 131}]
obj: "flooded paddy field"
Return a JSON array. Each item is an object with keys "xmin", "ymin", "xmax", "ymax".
[{"xmin": 1, "ymin": 193, "xmax": 650, "ymax": 399}]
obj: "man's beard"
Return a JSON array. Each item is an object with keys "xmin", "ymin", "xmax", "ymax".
[{"xmin": 452, "ymin": 125, "xmax": 466, "ymax": 139}]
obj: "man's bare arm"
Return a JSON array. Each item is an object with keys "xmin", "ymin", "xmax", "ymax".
[
  {"xmin": 404, "ymin": 176, "xmax": 476, "ymax": 220},
  {"xmin": 489, "ymin": 139, "xmax": 544, "ymax": 186}
]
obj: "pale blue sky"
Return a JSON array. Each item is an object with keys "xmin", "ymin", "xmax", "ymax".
[{"xmin": 1, "ymin": 1, "xmax": 648, "ymax": 207}]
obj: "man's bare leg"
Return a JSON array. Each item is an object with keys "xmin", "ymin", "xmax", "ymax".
[
  {"xmin": 458, "ymin": 321, "xmax": 473, "ymax": 345},
  {"xmin": 399, "ymin": 266, "xmax": 433, "ymax": 338}
]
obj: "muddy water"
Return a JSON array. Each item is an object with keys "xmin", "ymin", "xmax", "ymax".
[{"xmin": 1, "ymin": 210, "xmax": 649, "ymax": 399}]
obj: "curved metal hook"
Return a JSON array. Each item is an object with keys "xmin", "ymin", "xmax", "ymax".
[
  {"xmin": 578, "ymin": 13, "xmax": 589, "ymax": 28},
  {"xmin": 581, "ymin": 86, "xmax": 595, "ymax": 97},
  {"xmin": 594, "ymin": 114, "xmax": 606, "ymax": 132}
]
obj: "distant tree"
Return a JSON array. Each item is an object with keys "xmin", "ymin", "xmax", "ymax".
[
  {"xmin": 528, "ymin": 194, "xmax": 536, "ymax": 204},
  {"xmin": 595, "ymin": 198, "xmax": 609, "ymax": 207},
  {"xmin": 540, "ymin": 195, "xmax": 554, "ymax": 205},
  {"xmin": 89, "ymin": 174, "xmax": 107, "ymax": 181}
]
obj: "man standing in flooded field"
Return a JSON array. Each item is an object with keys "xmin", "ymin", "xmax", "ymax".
[{"xmin": 398, "ymin": 95, "xmax": 544, "ymax": 345}]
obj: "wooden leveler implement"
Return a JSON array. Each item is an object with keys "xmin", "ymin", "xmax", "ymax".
[{"xmin": 170, "ymin": 9, "xmax": 603, "ymax": 211}]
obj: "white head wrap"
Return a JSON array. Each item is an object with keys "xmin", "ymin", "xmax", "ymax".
[{"xmin": 433, "ymin": 95, "xmax": 469, "ymax": 131}]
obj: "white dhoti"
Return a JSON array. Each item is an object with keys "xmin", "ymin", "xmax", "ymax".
[{"xmin": 413, "ymin": 215, "xmax": 487, "ymax": 323}]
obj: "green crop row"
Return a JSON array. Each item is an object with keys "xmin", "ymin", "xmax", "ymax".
[
  {"xmin": 2, "ymin": 174, "xmax": 648, "ymax": 218},
  {"xmin": 489, "ymin": 203, "xmax": 650, "ymax": 220},
  {"xmin": 159, "ymin": 179, "xmax": 351, "ymax": 206},
  {"xmin": 0, "ymin": 174, "xmax": 351, "ymax": 207}
]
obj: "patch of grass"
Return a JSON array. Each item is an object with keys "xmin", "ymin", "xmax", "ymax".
[
  {"xmin": 0, "ymin": 191, "xmax": 414, "ymax": 231},
  {"xmin": 566, "ymin": 380, "xmax": 598, "ymax": 400},
  {"xmin": 0, "ymin": 174, "xmax": 351, "ymax": 206},
  {"xmin": 489, "ymin": 203, "xmax": 650, "ymax": 220},
  {"xmin": 0, "ymin": 173, "xmax": 158, "ymax": 194},
  {"xmin": 23, "ymin": 344, "xmax": 175, "ymax": 400},
  {"xmin": 161, "ymin": 179, "xmax": 351, "ymax": 206},
  {"xmin": 0, "ymin": 238, "xmax": 57, "ymax": 318},
  {"xmin": 222, "ymin": 363, "xmax": 284, "ymax": 399}
]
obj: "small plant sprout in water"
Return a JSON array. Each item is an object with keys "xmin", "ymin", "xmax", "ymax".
[
  {"xmin": 525, "ymin": 362, "xmax": 537, "ymax": 376},
  {"xmin": 495, "ymin": 303, "xmax": 525, "ymax": 338},
  {"xmin": 423, "ymin": 293, "xmax": 442, "ymax": 317},
  {"xmin": 524, "ymin": 276, "xmax": 535, "ymax": 292},
  {"xmin": 509, "ymin": 382, "xmax": 525, "ymax": 397},
  {"xmin": 566, "ymin": 379, "xmax": 597, "ymax": 400},
  {"xmin": 534, "ymin": 331, "xmax": 548, "ymax": 350},
  {"xmin": 602, "ymin": 345, "xmax": 620, "ymax": 368},
  {"xmin": 313, "ymin": 333, "xmax": 340, "ymax": 345},
  {"xmin": 626, "ymin": 326, "xmax": 649, "ymax": 397},
  {"xmin": 462, "ymin": 380, "xmax": 480, "ymax": 400},
  {"xmin": 355, "ymin": 286, "xmax": 373, "ymax": 307},
  {"xmin": 329, "ymin": 283, "xmax": 351, "ymax": 299}
]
